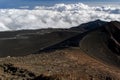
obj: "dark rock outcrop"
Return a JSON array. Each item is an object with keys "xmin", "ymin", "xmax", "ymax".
[{"xmin": 105, "ymin": 21, "xmax": 120, "ymax": 55}]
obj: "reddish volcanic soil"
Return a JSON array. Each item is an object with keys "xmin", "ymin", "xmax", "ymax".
[
  {"xmin": 0, "ymin": 48, "xmax": 120, "ymax": 80},
  {"xmin": 0, "ymin": 20, "xmax": 119, "ymax": 80}
]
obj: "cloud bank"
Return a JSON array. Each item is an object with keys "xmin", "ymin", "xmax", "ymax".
[{"xmin": 0, "ymin": 3, "xmax": 120, "ymax": 31}]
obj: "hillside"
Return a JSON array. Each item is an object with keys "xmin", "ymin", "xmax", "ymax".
[
  {"xmin": 80, "ymin": 21, "xmax": 120, "ymax": 67},
  {"xmin": 0, "ymin": 48, "xmax": 120, "ymax": 80},
  {"xmin": 0, "ymin": 20, "xmax": 119, "ymax": 80}
]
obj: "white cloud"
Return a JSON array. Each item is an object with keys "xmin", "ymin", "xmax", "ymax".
[{"xmin": 0, "ymin": 3, "xmax": 120, "ymax": 31}]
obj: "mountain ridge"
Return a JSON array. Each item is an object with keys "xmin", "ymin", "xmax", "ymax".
[{"xmin": 0, "ymin": 20, "xmax": 119, "ymax": 80}]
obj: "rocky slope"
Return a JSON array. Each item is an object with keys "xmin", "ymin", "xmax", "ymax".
[
  {"xmin": 80, "ymin": 21, "xmax": 120, "ymax": 67},
  {"xmin": 0, "ymin": 48, "xmax": 120, "ymax": 80},
  {"xmin": 0, "ymin": 20, "xmax": 119, "ymax": 80}
]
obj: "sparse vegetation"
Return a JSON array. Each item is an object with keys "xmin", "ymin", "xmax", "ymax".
[
  {"xmin": 0, "ymin": 21, "xmax": 119, "ymax": 80},
  {"xmin": 0, "ymin": 48, "xmax": 119, "ymax": 80}
]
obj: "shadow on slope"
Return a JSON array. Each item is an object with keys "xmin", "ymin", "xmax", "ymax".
[
  {"xmin": 0, "ymin": 20, "xmax": 106, "ymax": 57},
  {"xmin": 37, "ymin": 20, "xmax": 106, "ymax": 53},
  {"xmin": 0, "ymin": 29, "xmax": 78, "ymax": 57}
]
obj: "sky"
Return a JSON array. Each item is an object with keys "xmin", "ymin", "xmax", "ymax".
[
  {"xmin": 0, "ymin": 0, "xmax": 119, "ymax": 9},
  {"xmin": 79, "ymin": 0, "xmax": 119, "ymax": 1},
  {"xmin": 0, "ymin": 0, "xmax": 119, "ymax": 31}
]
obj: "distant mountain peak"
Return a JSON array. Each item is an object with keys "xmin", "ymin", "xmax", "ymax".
[{"xmin": 70, "ymin": 20, "xmax": 106, "ymax": 32}]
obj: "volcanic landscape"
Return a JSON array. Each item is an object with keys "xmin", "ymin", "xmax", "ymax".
[{"xmin": 0, "ymin": 20, "xmax": 119, "ymax": 80}]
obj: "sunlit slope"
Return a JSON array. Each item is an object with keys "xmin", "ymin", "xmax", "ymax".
[{"xmin": 80, "ymin": 21, "xmax": 120, "ymax": 67}]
